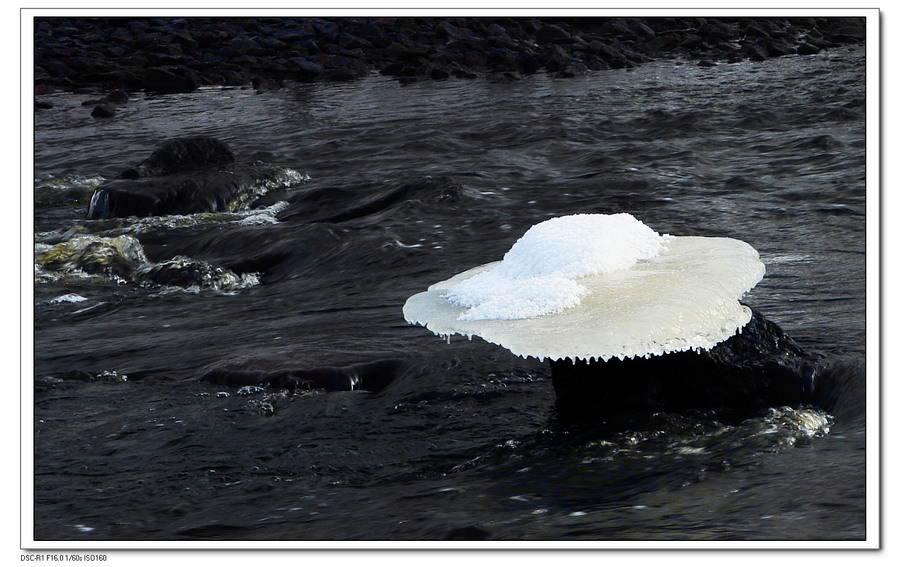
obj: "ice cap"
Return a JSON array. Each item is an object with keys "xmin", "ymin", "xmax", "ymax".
[{"xmin": 402, "ymin": 213, "xmax": 766, "ymax": 362}]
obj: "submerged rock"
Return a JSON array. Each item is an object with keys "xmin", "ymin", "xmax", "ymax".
[
  {"xmin": 142, "ymin": 66, "xmax": 201, "ymax": 93},
  {"xmin": 133, "ymin": 255, "xmax": 258, "ymax": 292},
  {"xmin": 36, "ymin": 235, "xmax": 149, "ymax": 279},
  {"xmin": 87, "ymin": 89, "xmax": 130, "ymax": 119},
  {"xmin": 36, "ymin": 235, "xmax": 257, "ymax": 293},
  {"xmin": 87, "ymin": 137, "xmax": 309, "ymax": 219},
  {"xmin": 202, "ymin": 358, "xmax": 406, "ymax": 393},
  {"xmin": 88, "ymin": 166, "xmax": 299, "ymax": 219},
  {"xmin": 549, "ymin": 307, "xmax": 819, "ymax": 421},
  {"xmin": 103, "ymin": 88, "xmax": 129, "ymax": 105},
  {"xmin": 90, "ymin": 103, "xmax": 116, "ymax": 118},
  {"xmin": 797, "ymin": 42, "xmax": 822, "ymax": 55},
  {"xmin": 120, "ymin": 137, "xmax": 235, "ymax": 179}
]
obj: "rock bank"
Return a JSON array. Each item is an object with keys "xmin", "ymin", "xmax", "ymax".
[{"xmin": 34, "ymin": 16, "xmax": 866, "ymax": 93}]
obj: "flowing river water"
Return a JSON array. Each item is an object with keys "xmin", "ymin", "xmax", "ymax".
[{"xmin": 31, "ymin": 46, "xmax": 867, "ymax": 542}]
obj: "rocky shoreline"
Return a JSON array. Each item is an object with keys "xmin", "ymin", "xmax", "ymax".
[{"xmin": 35, "ymin": 16, "xmax": 866, "ymax": 96}]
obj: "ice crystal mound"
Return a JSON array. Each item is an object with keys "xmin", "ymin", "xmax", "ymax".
[{"xmin": 444, "ymin": 213, "xmax": 669, "ymax": 321}]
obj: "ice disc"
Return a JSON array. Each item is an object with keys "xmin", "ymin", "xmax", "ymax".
[{"xmin": 403, "ymin": 235, "xmax": 765, "ymax": 362}]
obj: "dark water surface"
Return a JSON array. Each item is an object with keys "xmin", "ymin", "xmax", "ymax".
[{"xmin": 32, "ymin": 48, "xmax": 867, "ymax": 541}]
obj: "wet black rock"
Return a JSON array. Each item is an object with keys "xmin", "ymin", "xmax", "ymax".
[
  {"xmin": 765, "ymin": 38, "xmax": 797, "ymax": 57},
  {"xmin": 550, "ymin": 308, "xmax": 821, "ymax": 422},
  {"xmin": 429, "ymin": 66, "xmax": 450, "ymax": 80},
  {"xmin": 557, "ymin": 61, "xmax": 589, "ymax": 78},
  {"xmin": 590, "ymin": 41, "xmax": 629, "ymax": 69},
  {"xmin": 202, "ymin": 358, "xmax": 407, "ymax": 393},
  {"xmin": 251, "ymin": 76, "xmax": 283, "ymax": 92},
  {"xmin": 87, "ymin": 137, "xmax": 308, "ymax": 219},
  {"xmin": 88, "ymin": 166, "xmax": 287, "ymax": 219},
  {"xmin": 315, "ymin": 67, "xmax": 360, "ymax": 82},
  {"xmin": 797, "ymin": 42, "xmax": 822, "ymax": 55},
  {"xmin": 543, "ymin": 44, "xmax": 573, "ymax": 72},
  {"xmin": 134, "ymin": 256, "xmax": 251, "ymax": 290},
  {"xmin": 142, "ymin": 66, "xmax": 201, "ymax": 93},
  {"xmin": 697, "ymin": 19, "xmax": 740, "ymax": 43},
  {"xmin": 37, "ymin": 235, "xmax": 148, "ymax": 279},
  {"xmin": 36, "ymin": 231, "xmax": 258, "ymax": 294},
  {"xmin": 745, "ymin": 44, "xmax": 769, "ymax": 62},
  {"xmin": 120, "ymin": 137, "xmax": 235, "ymax": 179},
  {"xmin": 535, "ymin": 23, "xmax": 572, "ymax": 44},
  {"xmin": 90, "ymin": 103, "xmax": 116, "ymax": 118},
  {"xmin": 103, "ymin": 88, "xmax": 129, "ymax": 104},
  {"xmin": 84, "ymin": 89, "xmax": 130, "ymax": 118}
]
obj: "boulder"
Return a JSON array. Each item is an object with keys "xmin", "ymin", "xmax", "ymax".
[
  {"xmin": 543, "ymin": 44, "xmax": 572, "ymax": 72},
  {"xmin": 590, "ymin": 41, "xmax": 629, "ymax": 68},
  {"xmin": 102, "ymin": 88, "xmax": 129, "ymax": 104},
  {"xmin": 133, "ymin": 255, "xmax": 252, "ymax": 291},
  {"xmin": 429, "ymin": 66, "xmax": 450, "ymax": 80},
  {"xmin": 120, "ymin": 136, "xmax": 235, "ymax": 179},
  {"xmin": 549, "ymin": 308, "xmax": 819, "ymax": 421},
  {"xmin": 36, "ymin": 235, "xmax": 261, "ymax": 292},
  {"xmin": 202, "ymin": 358, "xmax": 406, "ymax": 393},
  {"xmin": 535, "ymin": 23, "xmax": 572, "ymax": 44},
  {"xmin": 797, "ymin": 42, "xmax": 821, "ymax": 55},
  {"xmin": 557, "ymin": 62, "xmax": 589, "ymax": 77},
  {"xmin": 87, "ymin": 136, "xmax": 310, "ymax": 219},
  {"xmin": 36, "ymin": 235, "xmax": 148, "ymax": 279},
  {"xmin": 314, "ymin": 68, "xmax": 360, "ymax": 82},
  {"xmin": 142, "ymin": 66, "xmax": 201, "ymax": 93},
  {"xmin": 88, "ymin": 165, "xmax": 297, "ymax": 219},
  {"xmin": 90, "ymin": 103, "xmax": 116, "ymax": 118}
]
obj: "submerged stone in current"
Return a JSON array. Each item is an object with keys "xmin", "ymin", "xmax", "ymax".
[
  {"xmin": 87, "ymin": 166, "xmax": 309, "ymax": 219},
  {"xmin": 119, "ymin": 136, "xmax": 235, "ymax": 179},
  {"xmin": 87, "ymin": 137, "xmax": 309, "ymax": 220},
  {"xmin": 36, "ymin": 234, "xmax": 149, "ymax": 278}
]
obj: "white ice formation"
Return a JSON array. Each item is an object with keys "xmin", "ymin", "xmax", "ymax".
[
  {"xmin": 402, "ymin": 213, "xmax": 766, "ymax": 362},
  {"xmin": 444, "ymin": 213, "xmax": 669, "ymax": 321}
]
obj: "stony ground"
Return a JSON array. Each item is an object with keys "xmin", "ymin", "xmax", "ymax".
[{"xmin": 34, "ymin": 16, "xmax": 865, "ymax": 97}]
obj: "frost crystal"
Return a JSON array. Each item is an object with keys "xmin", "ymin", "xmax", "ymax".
[{"xmin": 444, "ymin": 213, "xmax": 668, "ymax": 320}]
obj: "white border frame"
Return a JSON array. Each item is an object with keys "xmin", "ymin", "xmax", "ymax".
[{"xmin": 17, "ymin": 4, "xmax": 881, "ymax": 554}]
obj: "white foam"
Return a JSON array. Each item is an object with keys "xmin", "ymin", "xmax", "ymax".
[
  {"xmin": 444, "ymin": 213, "xmax": 668, "ymax": 321},
  {"xmin": 47, "ymin": 293, "xmax": 88, "ymax": 304}
]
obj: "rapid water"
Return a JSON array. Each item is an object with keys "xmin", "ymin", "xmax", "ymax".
[{"xmin": 32, "ymin": 47, "xmax": 867, "ymax": 541}]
